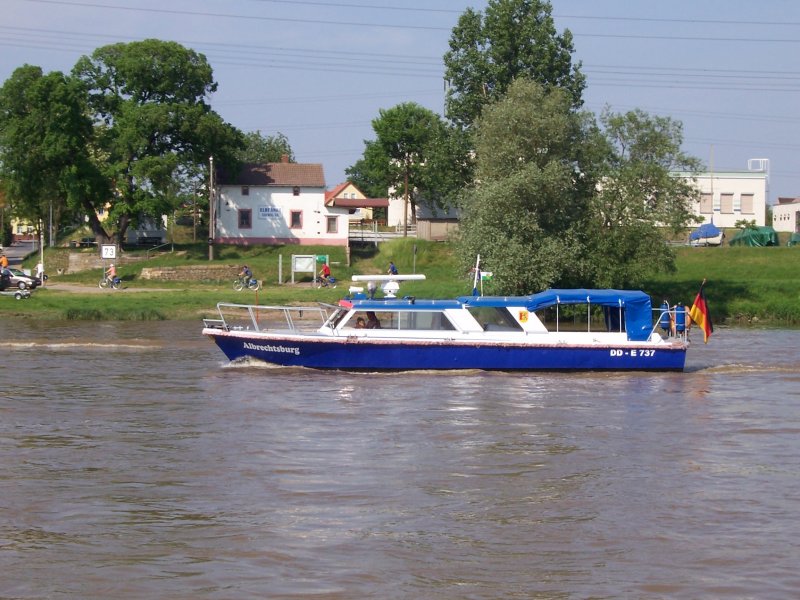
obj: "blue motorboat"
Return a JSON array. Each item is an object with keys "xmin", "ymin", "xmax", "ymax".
[{"xmin": 202, "ymin": 280, "xmax": 690, "ymax": 372}]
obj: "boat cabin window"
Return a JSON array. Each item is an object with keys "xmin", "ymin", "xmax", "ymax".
[
  {"xmin": 533, "ymin": 304, "xmax": 626, "ymax": 333},
  {"xmin": 467, "ymin": 306, "xmax": 524, "ymax": 332},
  {"xmin": 396, "ymin": 311, "xmax": 455, "ymax": 331},
  {"xmin": 342, "ymin": 310, "xmax": 455, "ymax": 331}
]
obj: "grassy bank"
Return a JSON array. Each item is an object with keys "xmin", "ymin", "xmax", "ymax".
[{"xmin": 3, "ymin": 240, "xmax": 799, "ymax": 325}]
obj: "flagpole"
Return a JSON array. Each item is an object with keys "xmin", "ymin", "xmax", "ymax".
[{"xmin": 472, "ymin": 254, "xmax": 480, "ymax": 296}]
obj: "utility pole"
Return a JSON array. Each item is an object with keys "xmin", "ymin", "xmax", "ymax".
[
  {"xmin": 403, "ymin": 158, "xmax": 409, "ymax": 237},
  {"xmin": 208, "ymin": 156, "xmax": 214, "ymax": 261}
]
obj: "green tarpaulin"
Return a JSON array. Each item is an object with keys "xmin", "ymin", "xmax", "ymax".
[
  {"xmin": 789, "ymin": 233, "xmax": 800, "ymax": 247},
  {"xmin": 729, "ymin": 227, "xmax": 779, "ymax": 247}
]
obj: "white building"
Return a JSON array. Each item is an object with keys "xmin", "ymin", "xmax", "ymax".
[
  {"xmin": 772, "ymin": 197, "xmax": 800, "ymax": 233},
  {"xmin": 214, "ymin": 158, "xmax": 350, "ymax": 247},
  {"xmin": 676, "ymin": 161, "xmax": 768, "ymax": 229}
]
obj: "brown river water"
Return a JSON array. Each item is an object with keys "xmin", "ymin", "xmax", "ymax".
[{"xmin": 1, "ymin": 319, "xmax": 799, "ymax": 599}]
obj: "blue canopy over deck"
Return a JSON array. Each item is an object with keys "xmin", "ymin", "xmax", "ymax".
[{"xmin": 460, "ymin": 289, "xmax": 654, "ymax": 341}]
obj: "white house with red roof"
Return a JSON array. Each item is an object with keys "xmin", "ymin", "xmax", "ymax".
[
  {"xmin": 324, "ymin": 181, "xmax": 388, "ymax": 223},
  {"xmin": 214, "ymin": 157, "xmax": 350, "ymax": 247}
]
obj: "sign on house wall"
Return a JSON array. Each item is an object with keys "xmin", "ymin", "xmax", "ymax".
[{"xmin": 258, "ymin": 206, "xmax": 282, "ymax": 219}]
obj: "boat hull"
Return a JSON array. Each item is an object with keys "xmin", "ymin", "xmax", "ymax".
[{"xmin": 204, "ymin": 330, "xmax": 687, "ymax": 371}]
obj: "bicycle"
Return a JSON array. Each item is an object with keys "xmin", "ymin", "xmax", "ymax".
[
  {"xmin": 99, "ymin": 275, "xmax": 121, "ymax": 290},
  {"xmin": 233, "ymin": 276, "xmax": 261, "ymax": 291}
]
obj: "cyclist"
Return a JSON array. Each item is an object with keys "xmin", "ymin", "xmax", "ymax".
[
  {"xmin": 239, "ymin": 265, "xmax": 253, "ymax": 287},
  {"xmin": 105, "ymin": 263, "xmax": 117, "ymax": 285},
  {"xmin": 319, "ymin": 262, "xmax": 332, "ymax": 287}
]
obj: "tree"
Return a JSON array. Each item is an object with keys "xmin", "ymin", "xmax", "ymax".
[
  {"xmin": 237, "ymin": 131, "xmax": 294, "ymax": 163},
  {"xmin": 457, "ymin": 79, "xmax": 594, "ymax": 294},
  {"xmin": 346, "ymin": 102, "xmax": 447, "ymax": 231},
  {"xmin": 458, "ymin": 79, "xmax": 701, "ymax": 293},
  {"xmin": 72, "ymin": 39, "xmax": 243, "ymax": 244},
  {"xmin": 443, "ymin": 0, "xmax": 586, "ymax": 129},
  {"xmin": 0, "ymin": 65, "xmax": 106, "ymax": 243},
  {"xmin": 583, "ymin": 109, "xmax": 702, "ymax": 287}
]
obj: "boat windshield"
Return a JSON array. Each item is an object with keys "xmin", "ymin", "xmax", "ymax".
[
  {"xmin": 467, "ymin": 306, "xmax": 524, "ymax": 332},
  {"xmin": 324, "ymin": 306, "xmax": 350, "ymax": 329}
]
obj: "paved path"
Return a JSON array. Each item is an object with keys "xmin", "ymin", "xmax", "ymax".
[
  {"xmin": 43, "ymin": 282, "xmax": 178, "ymax": 293},
  {"xmin": 2, "ymin": 240, "xmax": 37, "ymax": 268}
]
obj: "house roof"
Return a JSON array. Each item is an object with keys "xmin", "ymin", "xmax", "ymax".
[
  {"xmin": 218, "ymin": 162, "xmax": 325, "ymax": 187},
  {"xmin": 777, "ymin": 196, "xmax": 800, "ymax": 205},
  {"xmin": 324, "ymin": 181, "xmax": 388, "ymax": 208},
  {"xmin": 325, "ymin": 182, "xmax": 350, "ymax": 200},
  {"xmin": 331, "ymin": 197, "xmax": 389, "ymax": 208}
]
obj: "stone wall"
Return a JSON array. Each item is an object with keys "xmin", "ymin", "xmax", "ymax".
[
  {"xmin": 66, "ymin": 251, "xmax": 142, "ymax": 274},
  {"xmin": 140, "ymin": 264, "xmax": 239, "ymax": 282}
]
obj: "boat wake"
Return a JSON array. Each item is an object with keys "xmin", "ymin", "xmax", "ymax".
[
  {"xmin": 0, "ymin": 341, "xmax": 158, "ymax": 352},
  {"xmin": 690, "ymin": 363, "xmax": 800, "ymax": 375}
]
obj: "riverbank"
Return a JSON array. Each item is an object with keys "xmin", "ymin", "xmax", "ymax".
[{"xmin": 3, "ymin": 240, "xmax": 799, "ymax": 325}]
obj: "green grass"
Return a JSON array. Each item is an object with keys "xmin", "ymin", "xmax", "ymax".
[
  {"xmin": 6, "ymin": 240, "xmax": 800, "ymax": 325},
  {"xmin": 645, "ymin": 246, "xmax": 800, "ymax": 326}
]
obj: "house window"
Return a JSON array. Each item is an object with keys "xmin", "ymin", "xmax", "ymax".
[
  {"xmin": 241, "ymin": 186, "xmax": 249, "ymax": 196},
  {"xmin": 290, "ymin": 210, "xmax": 302, "ymax": 229},
  {"xmin": 720, "ymin": 193, "xmax": 734, "ymax": 214},
  {"xmin": 700, "ymin": 193, "xmax": 713, "ymax": 214},
  {"xmin": 741, "ymin": 194, "xmax": 754, "ymax": 214},
  {"xmin": 293, "ymin": 186, "xmax": 300, "ymax": 196},
  {"xmin": 238, "ymin": 209, "xmax": 252, "ymax": 229},
  {"xmin": 326, "ymin": 216, "xmax": 338, "ymax": 234}
]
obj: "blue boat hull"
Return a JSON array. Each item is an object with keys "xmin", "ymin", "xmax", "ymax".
[{"xmin": 208, "ymin": 332, "xmax": 687, "ymax": 371}]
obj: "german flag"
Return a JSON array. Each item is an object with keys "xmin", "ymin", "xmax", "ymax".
[{"xmin": 688, "ymin": 280, "xmax": 713, "ymax": 343}]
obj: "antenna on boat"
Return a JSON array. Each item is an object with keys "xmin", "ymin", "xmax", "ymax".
[{"xmin": 472, "ymin": 255, "xmax": 481, "ymax": 296}]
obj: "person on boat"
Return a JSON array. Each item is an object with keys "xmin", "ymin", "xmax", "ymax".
[
  {"xmin": 367, "ymin": 280, "xmax": 377, "ymax": 299},
  {"xmin": 366, "ymin": 311, "xmax": 381, "ymax": 329},
  {"xmin": 319, "ymin": 262, "xmax": 332, "ymax": 286},
  {"xmin": 387, "ymin": 261, "xmax": 398, "ymax": 276},
  {"xmin": 239, "ymin": 265, "xmax": 253, "ymax": 286},
  {"xmin": 355, "ymin": 317, "xmax": 366, "ymax": 329}
]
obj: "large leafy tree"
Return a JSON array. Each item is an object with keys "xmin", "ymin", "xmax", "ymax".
[
  {"xmin": 457, "ymin": 79, "xmax": 594, "ymax": 294},
  {"xmin": 443, "ymin": 0, "xmax": 586, "ymax": 129},
  {"xmin": 72, "ymin": 39, "xmax": 243, "ymax": 243},
  {"xmin": 346, "ymin": 102, "xmax": 448, "ymax": 228},
  {"xmin": 582, "ymin": 109, "xmax": 702, "ymax": 287},
  {"xmin": 458, "ymin": 79, "xmax": 701, "ymax": 293},
  {"xmin": 237, "ymin": 130, "xmax": 294, "ymax": 163},
  {"xmin": 0, "ymin": 65, "xmax": 106, "ymax": 241}
]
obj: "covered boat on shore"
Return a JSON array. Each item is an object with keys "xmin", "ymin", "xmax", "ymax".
[
  {"xmin": 689, "ymin": 222, "xmax": 724, "ymax": 246},
  {"xmin": 202, "ymin": 282, "xmax": 690, "ymax": 372}
]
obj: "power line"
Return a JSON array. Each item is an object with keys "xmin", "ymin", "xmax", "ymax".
[
  {"xmin": 19, "ymin": 0, "xmax": 453, "ymax": 32},
  {"xmin": 18, "ymin": 0, "xmax": 800, "ymax": 41}
]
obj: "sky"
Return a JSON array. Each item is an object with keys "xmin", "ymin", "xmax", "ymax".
[{"xmin": 2, "ymin": 0, "xmax": 799, "ymax": 204}]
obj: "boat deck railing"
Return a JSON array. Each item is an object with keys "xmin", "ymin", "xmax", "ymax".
[
  {"xmin": 203, "ymin": 302, "xmax": 332, "ymax": 333},
  {"xmin": 651, "ymin": 307, "xmax": 689, "ymax": 343}
]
